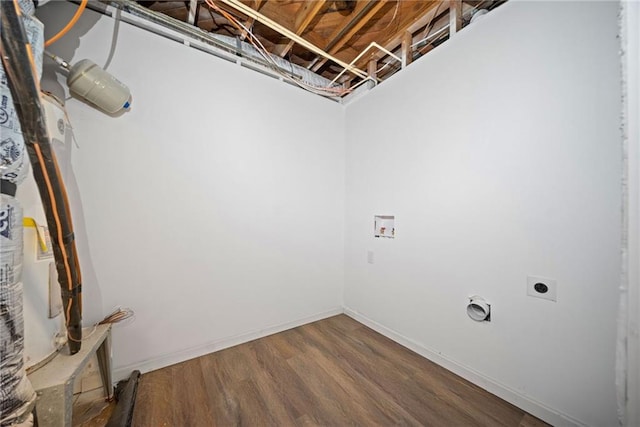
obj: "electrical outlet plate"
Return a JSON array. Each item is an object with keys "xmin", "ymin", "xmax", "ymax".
[
  {"xmin": 367, "ymin": 250, "xmax": 374, "ymax": 264},
  {"xmin": 527, "ymin": 275, "xmax": 557, "ymax": 302}
]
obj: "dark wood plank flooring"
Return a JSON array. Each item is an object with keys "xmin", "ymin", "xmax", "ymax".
[{"xmin": 132, "ymin": 315, "xmax": 549, "ymax": 426}]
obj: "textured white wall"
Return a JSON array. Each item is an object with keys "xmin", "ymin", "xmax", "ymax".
[
  {"xmin": 344, "ymin": 2, "xmax": 621, "ymax": 426},
  {"xmin": 35, "ymin": 3, "xmax": 345, "ymax": 376},
  {"xmin": 623, "ymin": 1, "xmax": 639, "ymax": 424}
]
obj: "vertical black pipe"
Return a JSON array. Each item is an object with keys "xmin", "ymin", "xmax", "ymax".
[{"xmin": 1, "ymin": 0, "xmax": 83, "ymax": 353}]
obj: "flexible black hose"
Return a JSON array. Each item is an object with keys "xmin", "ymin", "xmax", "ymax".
[{"xmin": 1, "ymin": 0, "xmax": 83, "ymax": 354}]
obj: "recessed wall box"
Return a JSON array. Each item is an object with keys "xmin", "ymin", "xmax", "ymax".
[{"xmin": 374, "ymin": 215, "xmax": 395, "ymax": 238}]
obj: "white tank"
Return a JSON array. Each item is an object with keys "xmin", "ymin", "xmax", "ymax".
[
  {"xmin": 21, "ymin": 93, "xmax": 69, "ymax": 370},
  {"xmin": 67, "ymin": 59, "xmax": 131, "ymax": 114}
]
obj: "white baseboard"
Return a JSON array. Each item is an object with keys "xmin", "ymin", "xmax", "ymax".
[
  {"xmin": 113, "ymin": 307, "xmax": 343, "ymax": 382},
  {"xmin": 113, "ymin": 305, "xmax": 584, "ymax": 427},
  {"xmin": 343, "ymin": 307, "xmax": 585, "ymax": 427}
]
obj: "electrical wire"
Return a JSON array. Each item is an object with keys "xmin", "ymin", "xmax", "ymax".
[
  {"xmin": 63, "ymin": 308, "xmax": 134, "ymax": 344},
  {"xmin": 204, "ymin": 0, "xmax": 353, "ymax": 98},
  {"xmin": 98, "ymin": 307, "xmax": 135, "ymax": 325},
  {"xmin": 379, "ymin": 1, "xmax": 400, "ymax": 33},
  {"xmin": 376, "ymin": 60, "xmax": 393, "ymax": 74},
  {"xmin": 44, "ymin": 0, "xmax": 88, "ymax": 47},
  {"xmin": 29, "ymin": 306, "xmax": 134, "ymax": 372}
]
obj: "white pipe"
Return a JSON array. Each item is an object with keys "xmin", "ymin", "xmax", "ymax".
[
  {"xmin": 93, "ymin": 2, "xmax": 342, "ymax": 99},
  {"xmin": 411, "ymin": 24, "xmax": 450, "ymax": 48},
  {"xmin": 349, "ymin": 75, "xmax": 377, "ymax": 91},
  {"xmin": 330, "ymin": 42, "xmax": 401, "ymax": 85},
  {"xmin": 216, "ymin": 0, "xmax": 368, "ymax": 79}
]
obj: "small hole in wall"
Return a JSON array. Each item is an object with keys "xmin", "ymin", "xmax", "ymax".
[{"xmin": 374, "ymin": 215, "xmax": 395, "ymax": 238}]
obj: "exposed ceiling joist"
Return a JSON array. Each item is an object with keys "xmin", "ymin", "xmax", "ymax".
[
  {"xmin": 274, "ymin": 0, "xmax": 327, "ymax": 57},
  {"xmin": 217, "ymin": 0, "xmax": 368, "ymax": 79},
  {"xmin": 353, "ymin": 1, "xmax": 442, "ymax": 70},
  {"xmin": 401, "ymin": 31, "xmax": 412, "ymax": 67},
  {"xmin": 449, "ymin": 0, "xmax": 462, "ymax": 36},
  {"xmin": 187, "ymin": 0, "xmax": 198, "ymax": 24},
  {"xmin": 311, "ymin": 0, "xmax": 389, "ymax": 73},
  {"xmin": 415, "ymin": 1, "xmax": 447, "ymax": 45},
  {"xmin": 140, "ymin": 0, "xmax": 508, "ymax": 97},
  {"xmin": 239, "ymin": 0, "xmax": 266, "ymax": 41}
]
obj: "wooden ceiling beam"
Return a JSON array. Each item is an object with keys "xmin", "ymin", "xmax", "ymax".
[
  {"xmin": 311, "ymin": 0, "xmax": 389, "ymax": 72},
  {"xmin": 187, "ymin": 0, "xmax": 199, "ymax": 25},
  {"xmin": 415, "ymin": 1, "xmax": 447, "ymax": 46},
  {"xmin": 217, "ymin": 0, "xmax": 368, "ymax": 78},
  {"xmin": 401, "ymin": 31, "xmax": 412, "ymax": 67},
  {"xmin": 239, "ymin": 0, "xmax": 266, "ymax": 41},
  {"xmin": 274, "ymin": 0, "xmax": 327, "ymax": 57},
  {"xmin": 352, "ymin": 0, "xmax": 441, "ymax": 69},
  {"xmin": 449, "ymin": 0, "xmax": 462, "ymax": 36},
  {"xmin": 414, "ymin": 27, "xmax": 448, "ymax": 57}
]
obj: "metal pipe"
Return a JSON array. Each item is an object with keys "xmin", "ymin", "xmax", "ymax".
[{"xmin": 96, "ymin": 0, "xmax": 239, "ymax": 55}]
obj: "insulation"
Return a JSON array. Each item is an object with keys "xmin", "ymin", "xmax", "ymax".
[
  {"xmin": 0, "ymin": 3, "xmax": 42, "ymax": 425},
  {"xmin": 0, "ymin": 195, "xmax": 36, "ymax": 425},
  {"xmin": 0, "ymin": 1, "xmax": 42, "ymax": 187}
]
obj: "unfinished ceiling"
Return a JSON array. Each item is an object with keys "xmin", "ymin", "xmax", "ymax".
[{"xmin": 135, "ymin": 0, "xmax": 507, "ymax": 98}]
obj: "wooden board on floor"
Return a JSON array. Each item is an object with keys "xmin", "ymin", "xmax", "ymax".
[{"xmin": 132, "ymin": 315, "xmax": 549, "ymax": 426}]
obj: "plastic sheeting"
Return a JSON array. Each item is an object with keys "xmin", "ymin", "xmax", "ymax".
[
  {"xmin": 0, "ymin": 1, "xmax": 42, "ymax": 424},
  {"xmin": 0, "ymin": 2, "xmax": 42, "ymax": 188},
  {"xmin": 0, "ymin": 195, "xmax": 35, "ymax": 425}
]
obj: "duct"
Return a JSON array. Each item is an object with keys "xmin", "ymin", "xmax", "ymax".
[
  {"xmin": 94, "ymin": 0, "xmax": 240, "ymax": 55},
  {"xmin": 90, "ymin": 0, "xmax": 340, "ymax": 93},
  {"xmin": 209, "ymin": 34, "xmax": 337, "ymax": 89},
  {"xmin": 0, "ymin": 196, "xmax": 35, "ymax": 426},
  {"xmin": 0, "ymin": 2, "xmax": 42, "ymax": 425},
  {"xmin": 1, "ymin": 4, "xmax": 42, "ymax": 188}
]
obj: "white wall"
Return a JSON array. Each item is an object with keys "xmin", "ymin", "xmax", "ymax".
[
  {"xmin": 33, "ymin": 2, "xmax": 626, "ymax": 425},
  {"xmin": 344, "ymin": 2, "xmax": 621, "ymax": 426},
  {"xmin": 35, "ymin": 3, "xmax": 345, "ymax": 376},
  {"xmin": 623, "ymin": 1, "xmax": 639, "ymax": 424},
  {"xmin": 19, "ymin": 163, "xmax": 66, "ymax": 368}
]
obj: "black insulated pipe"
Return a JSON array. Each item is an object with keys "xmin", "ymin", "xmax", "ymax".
[
  {"xmin": 106, "ymin": 370, "xmax": 141, "ymax": 427},
  {"xmin": 1, "ymin": 0, "xmax": 83, "ymax": 354}
]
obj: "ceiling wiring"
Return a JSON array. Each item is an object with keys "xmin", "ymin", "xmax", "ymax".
[
  {"xmin": 204, "ymin": 0, "xmax": 353, "ymax": 98},
  {"xmin": 379, "ymin": 1, "xmax": 400, "ymax": 33}
]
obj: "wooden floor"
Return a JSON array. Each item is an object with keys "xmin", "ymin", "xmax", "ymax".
[
  {"xmin": 72, "ymin": 388, "xmax": 115, "ymax": 426},
  {"xmin": 132, "ymin": 315, "xmax": 549, "ymax": 426}
]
